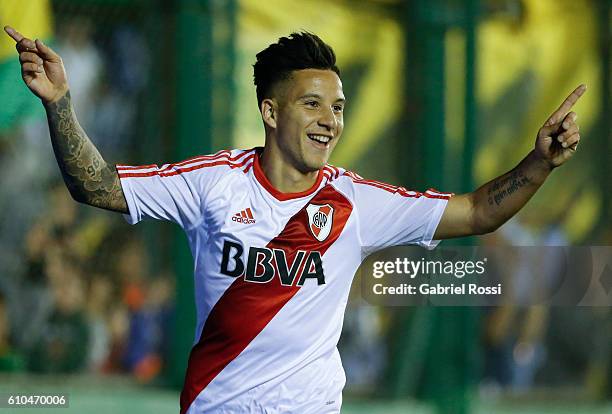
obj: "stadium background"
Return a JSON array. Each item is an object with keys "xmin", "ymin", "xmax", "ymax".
[{"xmin": 0, "ymin": 0, "xmax": 610, "ymax": 413}]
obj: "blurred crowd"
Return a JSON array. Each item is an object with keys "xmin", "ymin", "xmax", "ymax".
[
  {"xmin": 0, "ymin": 17, "xmax": 174, "ymax": 384},
  {"xmin": 479, "ymin": 217, "xmax": 611, "ymax": 399}
]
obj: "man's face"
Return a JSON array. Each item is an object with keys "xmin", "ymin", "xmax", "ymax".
[{"xmin": 272, "ymin": 69, "xmax": 345, "ymax": 173}]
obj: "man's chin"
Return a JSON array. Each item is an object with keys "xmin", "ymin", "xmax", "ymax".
[
  {"xmin": 297, "ymin": 161, "xmax": 325, "ymax": 175},
  {"xmin": 298, "ymin": 149, "xmax": 331, "ymax": 172},
  {"xmin": 305, "ymin": 158, "xmax": 328, "ymax": 172}
]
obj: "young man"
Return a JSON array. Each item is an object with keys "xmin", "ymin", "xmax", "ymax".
[{"xmin": 5, "ymin": 27, "xmax": 584, "ymax": 413}]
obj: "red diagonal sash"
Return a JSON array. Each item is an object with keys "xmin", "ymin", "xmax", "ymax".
[{"xmin": 180, "ymin": 185, "xmax": 352, "ymax": 413}]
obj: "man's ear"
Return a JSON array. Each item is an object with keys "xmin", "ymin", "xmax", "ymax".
[{"xmin": 261, "ymin": 99, "xmax": 277, "ymax": 129}]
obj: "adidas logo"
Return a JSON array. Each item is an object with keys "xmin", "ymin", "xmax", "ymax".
[{"xmin": 232, "ymin": 207, "xmax": 256, "ymax": 224}]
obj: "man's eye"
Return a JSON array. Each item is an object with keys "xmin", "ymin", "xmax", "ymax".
[
  {"xmin": 333, "ymin": 105, "xmax": 344, "ymax": 112},
  {"xmin": 306, "ymin": 101, "xmax": 319, "ymax": 107}
]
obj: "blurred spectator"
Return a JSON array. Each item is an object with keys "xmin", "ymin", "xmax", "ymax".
[
  {"xmin": 482, "ymin": 216, "xmax": 548, "ymax": 392},
  {"xmin": 107, "ymin": 25, "xmax": 150, "ymax": 94},
  {"xmin": 13, "ymin": 186, "xmax": 79, "ymax": 350},
  {"xmin": 339, "ymin": 304, "xmax": 386, "ymax": 391},
  {"xmin": 86, "ymin": 274, "xmax": 113, "ymax": 372},
  {"xmin": 117, "ymin": 235, "xmax": 148, "ymax": 313},
  {"xmin": 123, "ymin": 273, "xmax": 175, "ymax": 383},
  {"xmin": 55, "ymin": 17, "xmax": 103, "ymax": 130},
  {"xmin": 0, "ymin": 118, "xmax": 54, "ymax": 286},
  {"xmin": 481, "ymin": 208, "xmax": 610, "ymax": 400},
  {"xmin": 86, "ymin": 25, "xmax": 150, "ymax": 160},
  {"xmin": 538, "ymin": 227, "xmax": 612, "ymax": 396},
  {"xmin": 27, "ymin": 258, "xmax": 89, "ymax": 373},
  {"xmin": 102, "ymin": 301, "xmax": 130, "ymax": 374},
  {"xmin": 339, "ymin": 272, "xmax": 386, "ymax": 392}
]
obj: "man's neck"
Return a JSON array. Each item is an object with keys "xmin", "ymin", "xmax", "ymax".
[{"xmin": 259, "ymin": 145, "xmax": 320, "ymax": 194}]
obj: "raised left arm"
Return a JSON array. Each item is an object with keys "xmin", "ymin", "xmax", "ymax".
[{"xmin": 434, "ymin": 84, "xmax": 586, "ymax": 240}]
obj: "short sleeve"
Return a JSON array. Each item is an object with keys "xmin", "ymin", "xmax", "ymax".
[
  {"xmin": 116, "ymin": 163, "xmax": 207, "ymax": 229},
  {"xmin": 117, "ymin": 149, "xmax": 255, "ymax": 230},
  {"xmin": 116, "ymin": 152, "xmax": 236, "ymax": 229},
  {"xmin": 345, "ymin": 173, "xmax": 452, "ymax": 250}
]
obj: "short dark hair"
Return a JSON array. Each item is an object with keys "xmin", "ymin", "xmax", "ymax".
[{"xmin": 253, "ymin": 32, "xmax": 340, "ymax": 106}]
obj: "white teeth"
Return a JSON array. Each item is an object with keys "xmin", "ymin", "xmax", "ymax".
[{"xmin": 308, "ymin": 134, "xmax": 331, "ymax": 143}]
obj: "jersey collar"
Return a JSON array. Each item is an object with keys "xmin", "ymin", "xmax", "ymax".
[{"xmin": 253, "ymin": 148, "xmax": 324, "ymax": 201}]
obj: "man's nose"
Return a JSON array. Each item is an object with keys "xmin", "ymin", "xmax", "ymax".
[{"xmin": 318, "ymin": 107, "xmax": 337, "ymax": 131}]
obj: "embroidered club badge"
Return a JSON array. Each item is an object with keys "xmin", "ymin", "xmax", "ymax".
[{"xmin": 306, "ymin": 204, "xmax": 334, "ymax": 242}]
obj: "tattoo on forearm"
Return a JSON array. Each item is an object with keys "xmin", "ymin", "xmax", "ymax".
[
  {"xmin": 45, "ymin": 92, "xmax": 128, "ymax": 213},
  {"xmin": 487, "ymin": 169, "xmax": 531, "ymax": 207}
]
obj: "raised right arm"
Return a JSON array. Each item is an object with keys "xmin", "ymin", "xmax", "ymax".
[
  {"xmin": 44, "ymin": 91, "xmax": 127, "ymax": 212},
  {"xmin": 4, "ymin": 25, "xmax": 127, "ymax": 213}
]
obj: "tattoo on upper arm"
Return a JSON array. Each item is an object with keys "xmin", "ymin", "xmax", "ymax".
[
  {"xmin": 487, "ymin": 169, "xmax": 531, "ymax": 207},
  {"xmin": 45, "ymin": 92, "xmax": 128, "ymax": 213}
]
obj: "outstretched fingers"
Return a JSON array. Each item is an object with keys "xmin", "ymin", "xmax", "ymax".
[{"xmin": 544, "ymin": 84, "xmax": 587, "ymax": 127}]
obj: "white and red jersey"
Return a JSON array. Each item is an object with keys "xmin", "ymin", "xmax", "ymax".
[{"xmin": 116, "ymin": 148, "xmax": 451, "ymax": 414}]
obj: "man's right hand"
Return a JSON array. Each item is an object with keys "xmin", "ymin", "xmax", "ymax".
[
  {"xmin": 3, "ymin": 26, "xmax": 127, "ymax": 214},
  {"xmin": 4, "ymin": 25, "xmax": 69, "ymax": 104}
]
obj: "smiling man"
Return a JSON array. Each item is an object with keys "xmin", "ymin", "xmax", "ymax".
[
  {"xmin": 259, "ymin": 68, "xmax": 344, "ymax": 187},
  {"xmin": 4, "ymin": 27, "xmax": 585, "ymax": 413}
]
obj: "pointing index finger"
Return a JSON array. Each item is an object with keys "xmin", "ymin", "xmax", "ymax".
[
  {"xmin": 3, "ymin": 26, "xmax": 24, "ymax": 43},
  {"xmin": 545, "ymin": 84, "xmax": 587, "ymax": 126}
]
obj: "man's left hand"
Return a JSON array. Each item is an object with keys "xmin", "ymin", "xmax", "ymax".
[{"xmin": 534, "ymin": 84, "xmax": 586, "ymax": 169}]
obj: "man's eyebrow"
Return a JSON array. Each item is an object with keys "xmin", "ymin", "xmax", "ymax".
[{"xmin": 297, "ymin": 93, "xmax": 346, "ymax": 102}]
